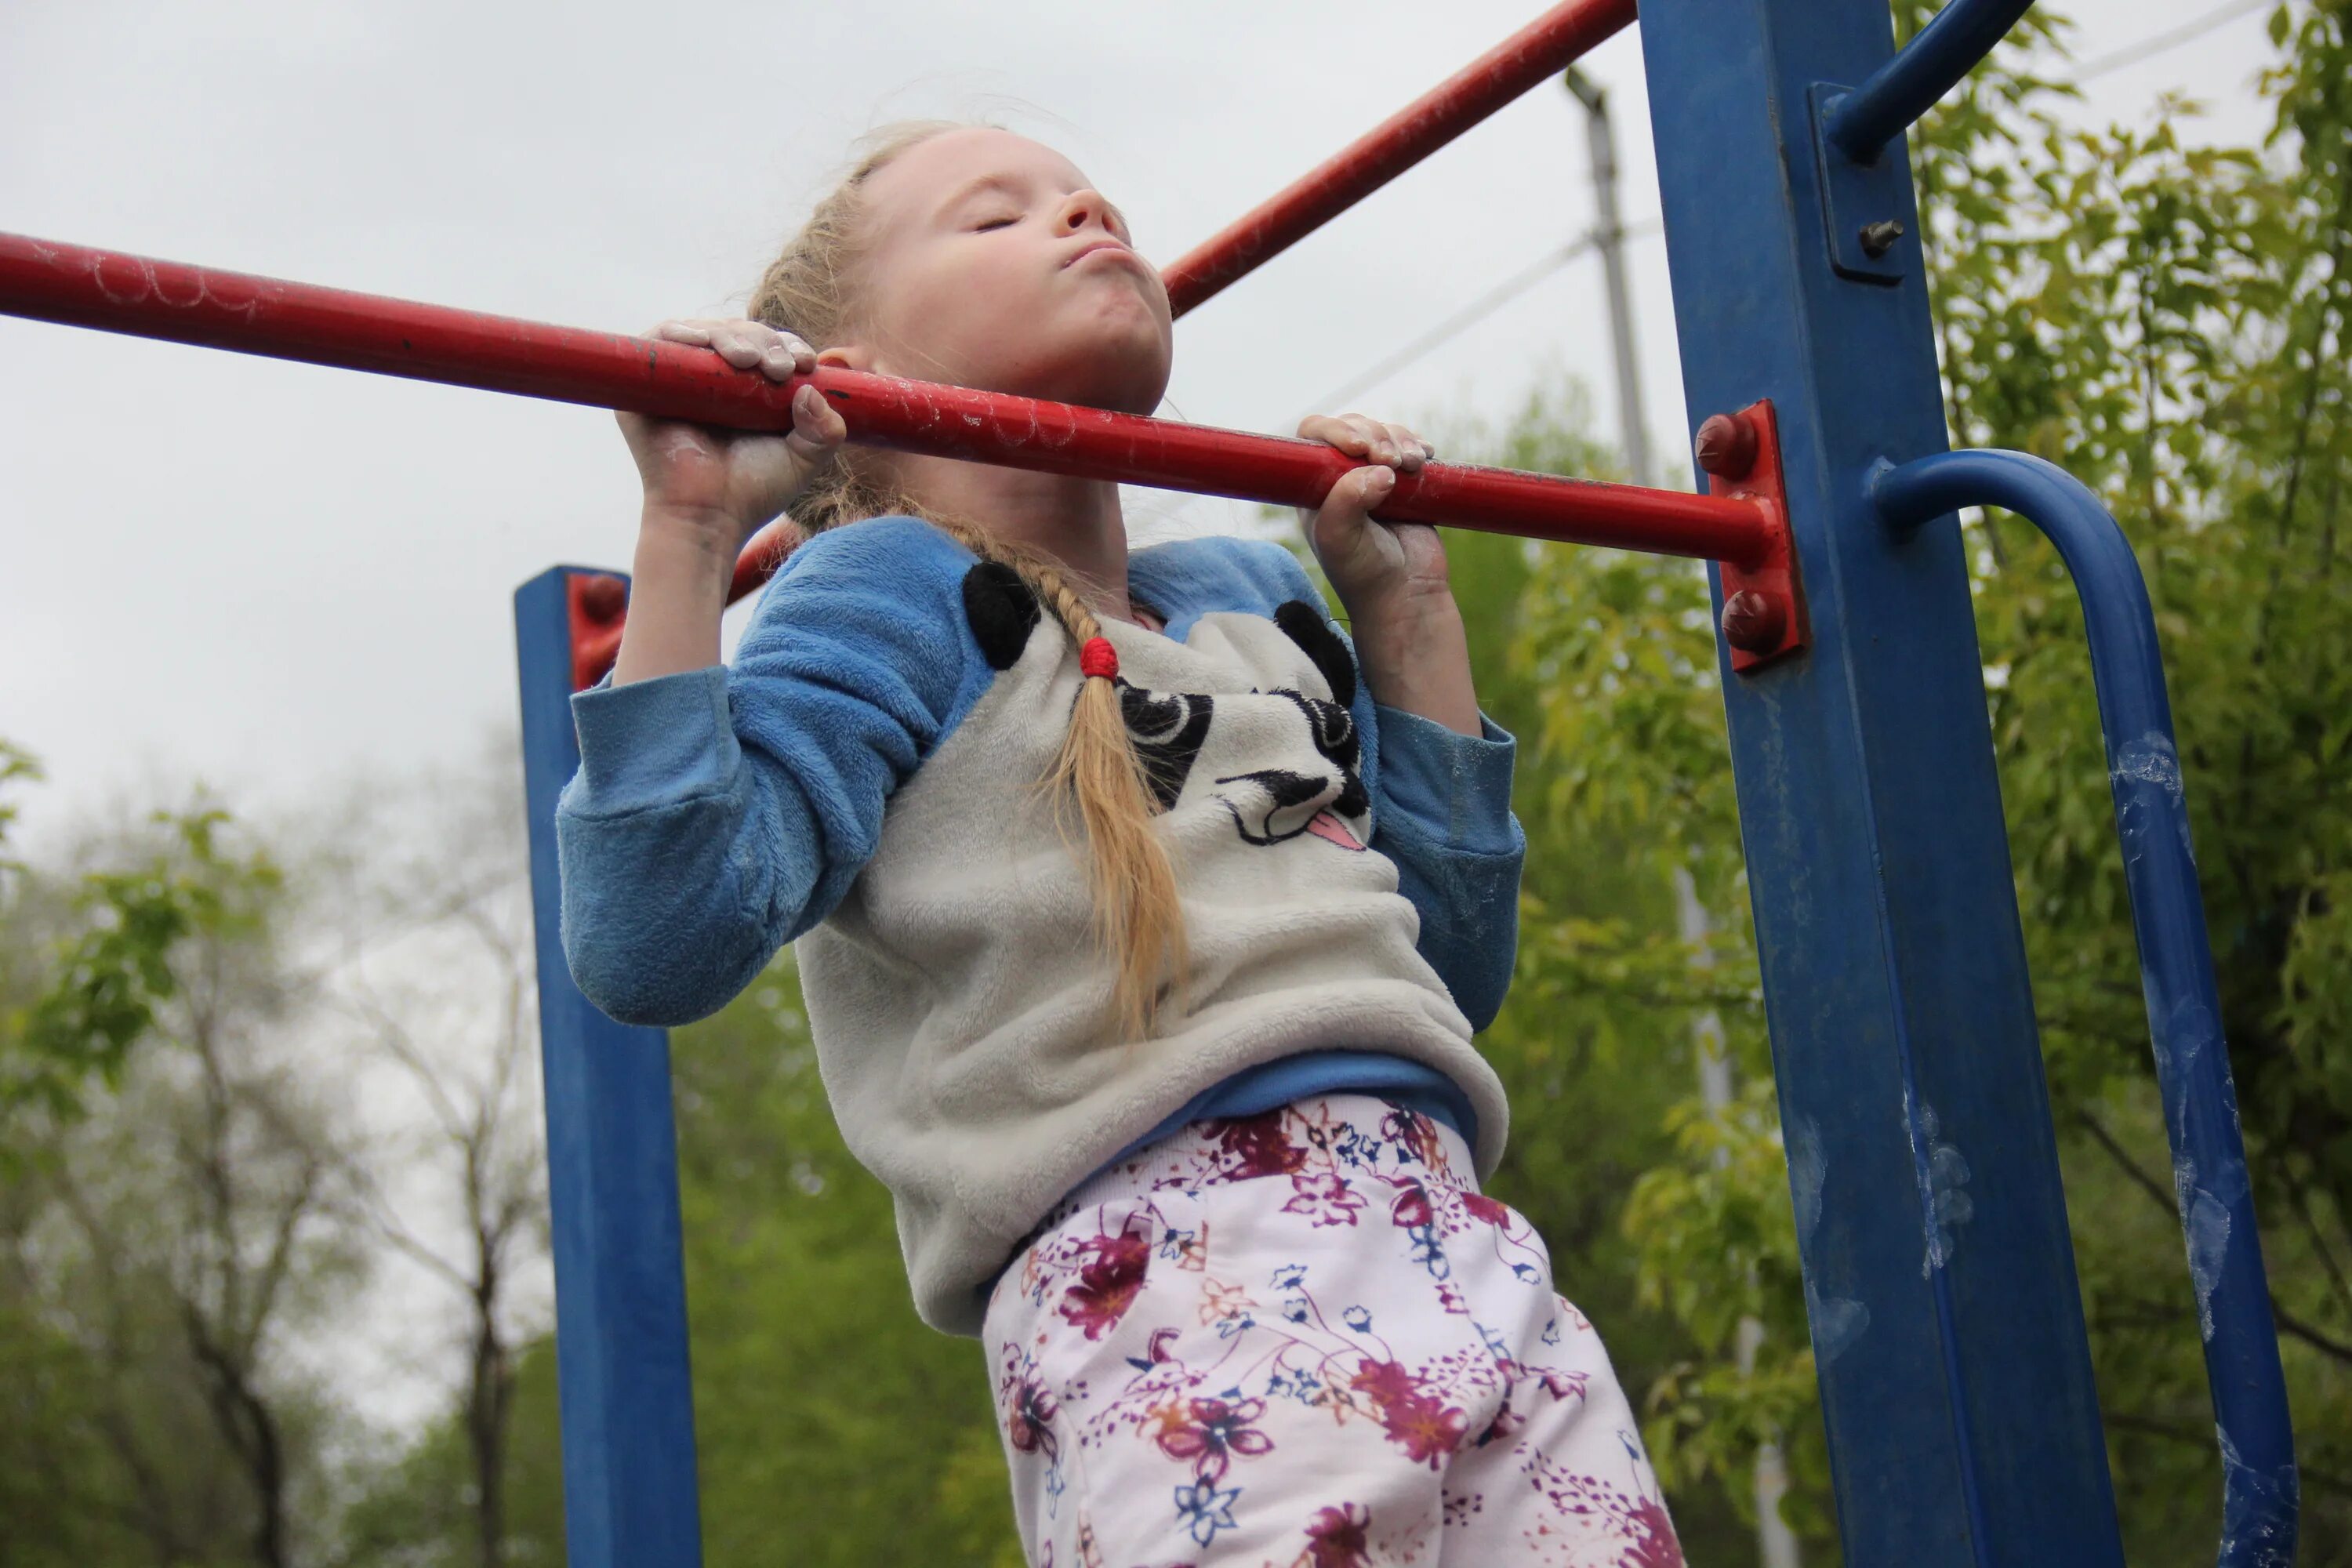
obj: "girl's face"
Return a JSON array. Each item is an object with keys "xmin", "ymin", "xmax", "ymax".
[{"xmin": 833, "ymin": 128, "xmax": 1174, "ymax": 416}]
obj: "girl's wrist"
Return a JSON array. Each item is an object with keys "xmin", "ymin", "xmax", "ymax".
[
  {"xmin": 1347, "ymin": 592, "xmax": 1483, "ymax": 737},
  {"xmin": 612, "ymin": 511, "xmax": 741, "ymax": 686},
  {"xmin": 640, "ymin": 500, "xmax": 754, "ymax": 559},
  {"xmin": 1341, "ymin": 579, "xmax": 1462, "ymax": 647}
]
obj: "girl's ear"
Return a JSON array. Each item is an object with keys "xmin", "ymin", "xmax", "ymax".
[{"xmin": 817, "ymin": 344, "xmax": 867, "ymax": 372}]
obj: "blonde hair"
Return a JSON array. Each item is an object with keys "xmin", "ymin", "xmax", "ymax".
[{"xmin": 750, "ymin": 120, "xmax": 1186, "ymax": 1038}]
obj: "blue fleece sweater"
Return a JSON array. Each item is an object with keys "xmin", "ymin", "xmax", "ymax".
[{"xmin": 556, "ymin": 518, "xmax": 1525, "ymax": 1334}]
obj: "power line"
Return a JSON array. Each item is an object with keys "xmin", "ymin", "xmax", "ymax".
[
  {"xmin": 1298, "ymin": 218, "xmax": 1660, "ymax": 422},
  {"xmin": 2074, "ymin": 0, "xmax": 2272, "ymax": 82}
]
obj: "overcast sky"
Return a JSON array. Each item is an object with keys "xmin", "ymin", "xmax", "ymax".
[{"xmin": 0, "ymin": 0, "xmax": 2286, "ymax": 852}]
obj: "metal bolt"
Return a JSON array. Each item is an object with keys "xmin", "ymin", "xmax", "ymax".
[
  {"xmin": 577, "ymin": 573, "xmax": 628, "ymax": 622},
  {"xmin": 1693, "ymin": 413, "xmax": 1757, "ymax": 480},
  {"xmin": 1858, "ymin": 219, "xmax": 1907, "ymax": 259},
  {"xmin": 1722, "ymin": 590, "xmax": 1786, "ymax": 655}
]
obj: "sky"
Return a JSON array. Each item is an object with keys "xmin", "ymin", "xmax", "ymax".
[
  {"xmin": 0, "ymin": 0, "xmax": 2288, "ymax": 855},
  {"xmin": 0, "ymin": 0, "xmax": 2292, "ymax": 1436}
]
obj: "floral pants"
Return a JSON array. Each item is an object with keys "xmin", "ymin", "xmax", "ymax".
[{"xmin": 984, "ymin": 1094, "xmax": 1685, "ymax": 1566}]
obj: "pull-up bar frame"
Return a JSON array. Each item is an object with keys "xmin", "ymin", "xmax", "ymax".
[
  {"xmin": 0, "ymin": 228, "xmax": 1808, "ymax": 683},
  {"xmin": 2, "ymin": 0, "xmax": 2299, "ymax": 1562}
]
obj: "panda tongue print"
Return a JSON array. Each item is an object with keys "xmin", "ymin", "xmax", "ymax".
[
  {"xmin": 1210, "ymin": 765, "xmax": 1370, "ymax": 851},
  {"xmin": 1305, "ymin": 810, "xmax": 1366, "ymax": 851}
]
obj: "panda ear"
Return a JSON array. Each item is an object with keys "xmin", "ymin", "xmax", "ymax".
[
  {"xmin": 1273, "ymin": 600, "xmax": 1358, "ymax": 708},
  {"xmin": 963, "ymin": 561, "xmax": 1043, "ymax": 670}
]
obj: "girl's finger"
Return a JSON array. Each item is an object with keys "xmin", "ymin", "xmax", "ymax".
[
  {"xmin": 655, "ymin": 320, "xmax": 713, "ymax": 346},
  {"xmin": 1323, "ymin": 463, "xmax": 1395, "ymax": 523},
  {"xmin": 1346, "ymin": 414, "xmax": 1399, "ymax": 466},
  {"xmin": 786, "ymin": 383, "xmax": 848, "ymax": 452},
  {"xmin": 711, "ymin": 326, "xmax": 768, "ymax": 369},
  {"xmin": 1383, "ymin": 422, "xmax": 1427, "ymax": 471},
  {"xmin": 1301, "ymin": 413, "xmax": 1372, "ymax": 456},
  {"xmin": 758, "ymin": 341, "xmax": 800, "ymax": 382}
]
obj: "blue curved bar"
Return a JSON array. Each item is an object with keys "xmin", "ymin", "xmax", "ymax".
[
  {"xmin": 1870, "ymin": 450, "xmax": 2298, "ymax": 1568},
  {"xmin": 1825, "ymin": 0, "xmax": 2037, "ymax": 165}
]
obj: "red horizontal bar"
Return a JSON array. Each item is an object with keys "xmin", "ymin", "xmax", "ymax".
[
  {"xmin": 1162, "ymin": 0, "xmax": 1639, "ymax": 318},
  {"xmin": 0, "ymin": 230, "xmax": 1768, "ymax": 596}
]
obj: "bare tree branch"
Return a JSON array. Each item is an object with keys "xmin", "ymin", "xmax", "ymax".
[{"xmin": 2074, "ymin": 1109, "xmax": 2352, "ymax": 1367}]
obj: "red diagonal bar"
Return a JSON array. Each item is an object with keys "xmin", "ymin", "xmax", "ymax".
[
  {"xmin": 0, "ymin": 230, "xmax": 1766, "ymax": 593},
  {"xmin": 1161, "ymin": 0, "xmax": 1639, "ymax": 318}
]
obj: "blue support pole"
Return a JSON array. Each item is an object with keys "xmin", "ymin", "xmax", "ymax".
[
  {"xmin": 1639, "ymin": 2, "xmax": 2123, "ymax": 1563},
  {"xmin": 1872, "ymin": 451, "xmax": 2299, "ymax": 1567},
  {"xmin": 515, "ymin": 568, "xmax": 705, "ymax": 1568}
]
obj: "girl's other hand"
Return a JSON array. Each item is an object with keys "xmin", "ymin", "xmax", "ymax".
[
  {"xmin": 618, "ymin": 318, "xmax": 848, "ymax": 552},
  {"xmin": 1295, "ymin": 412, "xmax": 1447, "ymax": 617}
]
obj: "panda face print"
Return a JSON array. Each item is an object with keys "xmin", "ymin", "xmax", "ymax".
[
  {"xmin": 962, "ymin": 564, "xmax": 1373, "ymax": 853},
  {"xmin": 1210, "ymin": 690, "xmax": 1369, "ymax": 851},
  {"xmin": 1127, "ymin": 681, "xmax": 1370, "ymax": 852}
]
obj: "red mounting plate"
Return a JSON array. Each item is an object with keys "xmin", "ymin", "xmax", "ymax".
[
  {"xmin": 568, "ymin": 572, "xmax": 628, "ymax": 691},
  {"xmin": 1708, "ymin": 399, "xmax": 1808, "ymax": 673}
]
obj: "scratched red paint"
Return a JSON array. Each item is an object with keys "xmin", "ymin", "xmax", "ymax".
[{"xmin": 0, "ymin": 223, "xmax": 1777, "ymax": 693}]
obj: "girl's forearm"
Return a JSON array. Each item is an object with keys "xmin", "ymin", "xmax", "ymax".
[
  {"xmin": 1347, "ymin": 590, "xmax": 1484, "ymax": 737},
  {"xmin": 610, "ymin": 507, "xmax": 742, "ymax": 686}
]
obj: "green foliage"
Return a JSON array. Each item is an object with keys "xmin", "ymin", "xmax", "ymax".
[
  {"xmin": 0, "ymin": 1298, "xmax": 122, "ymax": 1568},
  {"xmin": 1621, "ymin": 1080, "xmax": 1822, "ymax": 1534},
  {"xmin": 1906, "ymin": 2, "xmax": 2352, "ymax": 1558},
  {"xmin": 0, "ymin": 769, "xmax": 364, "ymax": 1568},
  {"xmin": 0, "ymin": 740, "xmax": 39, "ymax": 860},
  {"xmin": 339, "ymin": 1336, "xmax": 568, "ymax": 1567},
  {"xmin": 1501, "ymin": 4, "xmax": 2352, "ymax": 1560},
  {"xmin": 2, "ymin": 784, "xmax": 282, "ymax": 1134}
]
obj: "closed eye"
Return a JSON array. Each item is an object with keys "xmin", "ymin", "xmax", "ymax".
[{"xmin": 973, "ymin": 215, "xmax": 1019, "ymax": 232}]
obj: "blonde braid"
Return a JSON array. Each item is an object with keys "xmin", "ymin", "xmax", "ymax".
[{"xmin": 920, "ymin": 514, "xmax": 1189, "ymax": 1039}]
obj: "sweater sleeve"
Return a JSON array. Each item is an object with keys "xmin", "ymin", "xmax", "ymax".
[
  {"xmin": 1366, "ymin": 706, "xmax": 1526, "ymax": 1032},
  {"xmin": 1221, "ymin": 539, "xmax": 1526, "ymax": 1030},
  {"xmin": 554, "ymin": 517, "xmax": 987, "ymax": 1027}
]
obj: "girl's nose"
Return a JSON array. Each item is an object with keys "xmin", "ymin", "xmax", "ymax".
[{"xmin": 1061, "ymin": 190, "xmax": 1107, "ymax": 232}]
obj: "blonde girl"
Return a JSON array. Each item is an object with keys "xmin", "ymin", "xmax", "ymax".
[{"xmin": 557, "ymin": 121, "xmax": 1683, "ymax": 1566}]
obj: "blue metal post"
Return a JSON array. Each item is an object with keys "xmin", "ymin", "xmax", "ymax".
[
  {"xmin": 1639, "ymin": 2, "xmax": 2124, "ymax": 1563},
  {"xmin": 515, "ymin": 568, "xmax": 705, "ymax": 1568}
]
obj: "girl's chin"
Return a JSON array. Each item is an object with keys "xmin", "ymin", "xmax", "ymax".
[{"xmin": 980, "ymin": 349, "xmax": 1170, "ymax": 415}]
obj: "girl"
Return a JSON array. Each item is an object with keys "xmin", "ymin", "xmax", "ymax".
[{"xmin": 557, "ymin": 120, "xmax": 1682, "ymax": 1566}]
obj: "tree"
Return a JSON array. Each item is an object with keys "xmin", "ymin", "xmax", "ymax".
[
  {"xmin": 1504, "ymin": 3, "xmax": 2352, "ymax": 1560},
  {"xmin": 320, "ymin": 753, "xmax": 552, "ymax": 1568},
  {"xmin": 1, "ymin": 773, "xmax": 372, "ymax": 1567},
  {"xmin": 1911, "ymin": 0, "xmax": 2352, "ymax": 1554}
]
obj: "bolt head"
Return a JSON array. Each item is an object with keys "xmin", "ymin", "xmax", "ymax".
[
  {"xmin": 1721, "ymin": 590, "xmax": 1786, "ymax": 654},
  {"xmin": 576, "ymin": 573, "xmax": 628, "ymax": 622},
  {"xmin": 1858, "ymin": 219, "xmax": 1907, "ymax": 259},
  {"xmin": 1693, "ymin": 414, "xmax": 1757, "ymax": 479}
]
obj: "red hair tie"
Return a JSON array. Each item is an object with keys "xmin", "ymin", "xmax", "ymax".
[{"xmin": 1079, "ymin": 636, "xmax": 1120, "ymax": 681}]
